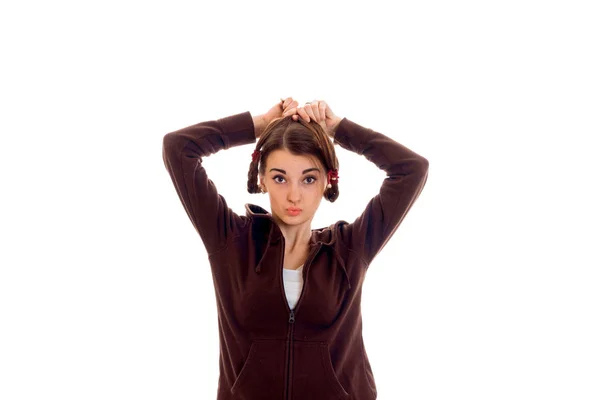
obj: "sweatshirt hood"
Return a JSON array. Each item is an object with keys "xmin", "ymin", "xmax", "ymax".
[{"xmin": 244, "ymin": 203, "xmax": 351, "ymax": 289}]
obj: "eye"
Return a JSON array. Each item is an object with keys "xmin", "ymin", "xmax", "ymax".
[
  {"xmin": 272, "ymin": 175, "xmax": 318, "ymax": 184},
  {"xmin": 305, "ymin": 175, "xmax": 317, "ymax": 184}
]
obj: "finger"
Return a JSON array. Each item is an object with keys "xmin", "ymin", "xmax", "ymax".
[
  {"xmin": 307, "ymin": 100, "xmax": 323, "ymax": 121},
  {"xmin": 283, "ymin": 100, "xmax": 298, "ymax": 111},
  {"xmin": 283, "ymin": 101, "xmax": 299, "ymax": 116},
  {"xmin": 304, "ymin": 104, "xmax": 317, "ymax": 121},
  {"xmin": 318, "ymin": 101, "xmax": 327, "ymax": 121},
  {"xmin": 297, "ymin": 107, "xmax": 310, "ymax": 122},
  {"xmin": 282, "ymin": 107, "xmax": 297, "ymax": 117},
  {"xmin": 324, "ymin": 102, "xmax": 335, "ymax": 119},
  {"xmin": 282, "ymin": 97, "xmax": 295, "ymax": 109},
  {"xmin": 310, "ymin": 102, "xmax": 322, "ymax": 121}
]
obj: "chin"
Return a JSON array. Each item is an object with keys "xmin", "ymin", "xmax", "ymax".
[
  {"xmin": 283, "ymin": 215, "xmax": 303, "ymax": 223},
  {"xmin": 280, "ymin": 213, "xmax": 310, "ymax": 225}
]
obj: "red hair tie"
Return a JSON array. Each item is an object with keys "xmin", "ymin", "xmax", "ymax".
[
  {"xmin": 252, "ymin": 150, "xmax": 260, "ymax": 162},
  {"xmin": 327, "ymin": 169, "xmax": 339, "ymax": 189}
]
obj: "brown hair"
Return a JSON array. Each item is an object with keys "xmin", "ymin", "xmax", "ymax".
[{"xmin": 247, "ymin": 115, "xmax": 340, "ymax": 202}]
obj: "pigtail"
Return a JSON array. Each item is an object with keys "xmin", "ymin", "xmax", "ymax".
[
  {"xmin": 323, "ymin": 166, "xmax": 340, "ymax": 202},
  {"xmin": 247, "ymin": 148, "xmax": 262, "ymax": 194},
  {"xmin": 324, "ymin": 186, "xmax": 339, "ymax": 202}
]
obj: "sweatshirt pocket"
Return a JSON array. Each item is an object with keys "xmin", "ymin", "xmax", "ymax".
[
  {"xmin": 230, "ymin": 339, "xmax": 286, "ymax": 400},
  {"xmin": 292, "ymin": 341, "xmax": 350, "ymax": 399}
]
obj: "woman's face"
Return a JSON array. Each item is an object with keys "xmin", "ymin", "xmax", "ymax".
[{"xmin": 259, "ymin": 149, "xmax": 328, "ymax": 227}]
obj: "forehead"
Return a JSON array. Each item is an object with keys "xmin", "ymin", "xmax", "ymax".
[{"xmin": 266, "ymin": 149, "xmax": 322, "ymax": 172}]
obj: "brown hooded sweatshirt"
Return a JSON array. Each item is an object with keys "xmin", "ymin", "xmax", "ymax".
[{"xmin": 162, "ymin": 111, "xmax": 429, "ymax": 400}]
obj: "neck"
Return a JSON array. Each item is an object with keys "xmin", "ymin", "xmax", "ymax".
[{"xmin": 273, "ymin": 218, "xmax": 312, "ymax": 252}]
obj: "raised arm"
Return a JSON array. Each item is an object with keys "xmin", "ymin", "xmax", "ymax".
[
  {"xmin": 162, "ymin": 98, "xmax": 300, "ymax": 254},
  {"xmin": 295, "ymin": 101, "xmax": 429, "ymax": 267},
  {"xmin": 162, "ymin": 111, "xmax": 257, "ymax": 255},
  {"xmin": 333, "ymin": 117, "xmax": 429, "ymax": 268}
]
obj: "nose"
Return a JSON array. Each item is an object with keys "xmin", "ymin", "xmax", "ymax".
[{"xmin": 287, "ymin": 182, "xmax": 301, "ymax": 203}]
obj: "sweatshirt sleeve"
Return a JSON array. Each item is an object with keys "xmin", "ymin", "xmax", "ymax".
[
  {"xmin": 162, "ymin": 111, "xmax": 256, "ymax": 255},
  {"xmin": 333, "ymin": 117, "xmax": 429, "ymax": 268}
]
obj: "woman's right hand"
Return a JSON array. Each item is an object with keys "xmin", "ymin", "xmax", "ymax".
[{"xmin": 296, "ymin": 100, "xmax": 342, "ymax": 139}]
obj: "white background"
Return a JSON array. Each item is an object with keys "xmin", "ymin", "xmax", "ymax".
[{"xmin": 1, "ymin": 0, "xmax": 599, "ymax": 399}]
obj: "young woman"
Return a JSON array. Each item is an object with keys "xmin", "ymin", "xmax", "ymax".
[{"xmin": 162, "ymin": 98, "xmax": 429, "ymax": 400}]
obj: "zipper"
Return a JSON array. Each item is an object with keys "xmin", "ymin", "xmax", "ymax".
[
  {"xmin": 285, "ymin": 309, "xmax": 295, "ymax": 400},
  {"xmin": 280, "ymin": 241, "xmax": 322, "ymax": 400}
]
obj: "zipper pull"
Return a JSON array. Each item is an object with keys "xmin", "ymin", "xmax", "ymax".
[{"xmin": 289, "ymin": 310, "xmax": 295, "ymax": 323}]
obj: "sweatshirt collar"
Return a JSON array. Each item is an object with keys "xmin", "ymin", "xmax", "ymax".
[
  {"xmin": 244, "ymin": 203, "xmax": 351, "ymax": 289},
  {"xmin": 244, "ymin": 203, "xmax": 337, "ymax": 247}
]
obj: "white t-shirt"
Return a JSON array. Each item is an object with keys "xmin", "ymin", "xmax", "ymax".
[{"xmin": 283, "ymin": 265, "xmax": 304, "ymax": 310}]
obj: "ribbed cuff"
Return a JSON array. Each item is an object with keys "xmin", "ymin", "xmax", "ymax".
[
  {"xmin": 217, "ymin": 111, "xmax": 257, "ymax": 149},
  {"xmin": 333, "ymin": 117, "xmax": 369, "ymax": 153}
]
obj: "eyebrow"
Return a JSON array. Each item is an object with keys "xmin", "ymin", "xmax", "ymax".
[{"xmin": 269, "ymin": 168, "xmax": 320, "ymax": 174}]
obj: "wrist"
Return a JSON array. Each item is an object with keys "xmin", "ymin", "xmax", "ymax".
[
  {"xmin": 330, "ymin": 117, "xmax": 343, "ymax": 138},
  {"xmin": 334, "ymin": 117, "xmax": 343, "ymax": 130},
  {"xmin": 252, "ymin": 114, "xmax": 266, "ymax": 138}
]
